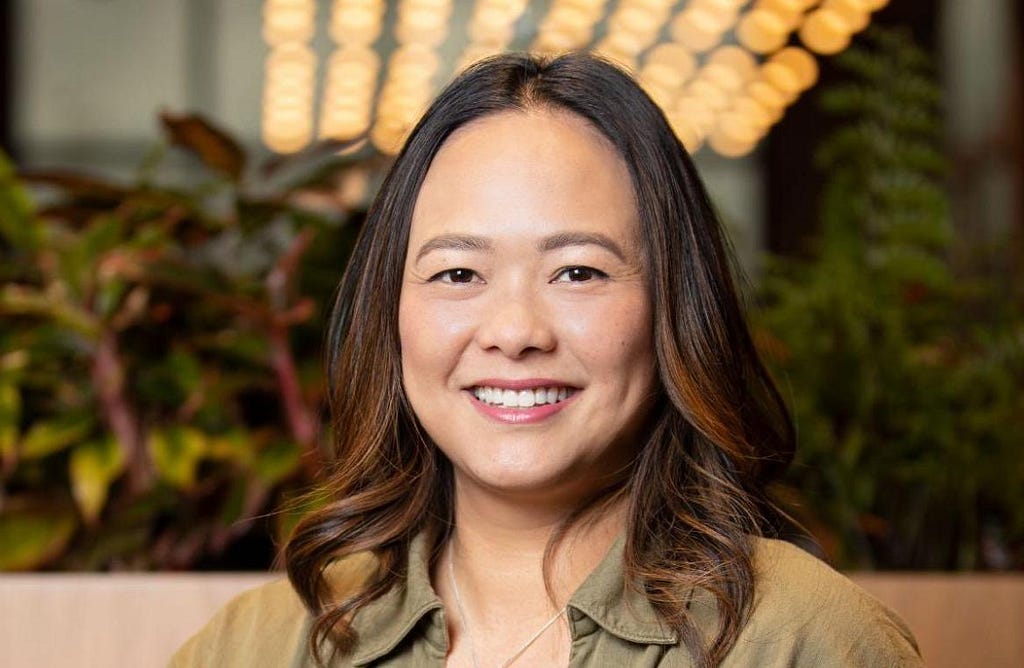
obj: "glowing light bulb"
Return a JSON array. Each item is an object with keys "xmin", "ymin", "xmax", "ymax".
[
  {"xmin": 736, "ymin": 9, "xmax": 790, "ymax": 54},
  {"xmin": 670, "ymin": 8, "xmax": 728, "ymax": 53},
  {"xmin": 768, "ymin": 46, "xmax": 818, "ymax": 90},
  {"xmin": 822, "ymin": 0, "xmax": 871, "ymax": 31},
  {"xmin": 799, "ymin": 8, "xmax": 852, "ymax": 54}
]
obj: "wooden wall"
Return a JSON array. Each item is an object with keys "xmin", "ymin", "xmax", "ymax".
[{"xmin": 1, "ymin": 572, "xmax": 1021, "ymax": 667}]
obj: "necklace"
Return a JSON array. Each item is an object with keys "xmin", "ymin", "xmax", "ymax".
[{"xmin": 447, "ymin": 547, "xmax": 566, "ymax": 668}]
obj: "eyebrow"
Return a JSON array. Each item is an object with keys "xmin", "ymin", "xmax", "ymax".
[
  {"xmin": 538, "ymin": 231, "xmax": 626, "ymax": 262},
  {"xmin": 415, "ymin": 230, "xmax": 627, "ymax": 264},
  {"xmin": 414, "ymin": 234, "xmax": 492, "ymax": 263}
]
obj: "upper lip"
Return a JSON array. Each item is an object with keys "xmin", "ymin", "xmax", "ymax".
[{"xmin": 466, "ymin": 378, "xmax": 581, "ymax": 391}]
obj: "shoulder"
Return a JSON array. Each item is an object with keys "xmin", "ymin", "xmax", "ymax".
[
  {"xmin": 720, "ymin": 537, "xmax": 923, "ymax": 667},
  {"xmin": 168, "ymin": 553, "xmax": 375, "ymax": 668}
]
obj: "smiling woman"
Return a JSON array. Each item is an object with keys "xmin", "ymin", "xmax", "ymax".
[
  {"xmin": 171, "ymin": 52, "xmax": 923, "ymax": 668},
  {"xmin": 399, "ymin": 109, "xmax": 656, "ymax": 505}
]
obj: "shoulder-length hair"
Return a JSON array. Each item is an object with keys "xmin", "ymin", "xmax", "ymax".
[{"xmin": 285, "ymin": 51, "xmax": 795, "ymax": 668}]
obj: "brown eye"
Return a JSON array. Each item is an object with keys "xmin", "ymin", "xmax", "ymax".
[
  {"xmin": 431, "ymin": 268, "xmax": 478, "ymax": 284},
  {"xmin": 554, "ymin": 266, "xmax": 608, "ymax": 282}
]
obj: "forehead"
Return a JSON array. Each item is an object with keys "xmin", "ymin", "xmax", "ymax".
[{"xmin": 408, "ymin": 109, "xmax": 640, "ymax": 247}]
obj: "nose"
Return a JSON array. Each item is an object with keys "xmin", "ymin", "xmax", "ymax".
[{"xmin": 474, "ymin": 286, "xmax": 556, "ymax": 358}]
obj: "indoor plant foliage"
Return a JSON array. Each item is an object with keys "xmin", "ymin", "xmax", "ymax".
[
  {"xmin": 759, "ymin": 28, "xmax": 1024, "ymax": 570},
  {"xmin": 0, "ymin": 115, "xmax": 363, "ymax": 570}
]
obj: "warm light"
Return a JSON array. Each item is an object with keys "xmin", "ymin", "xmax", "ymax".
[
  {"xmin": 710, "ymin": 111, "xmax": 761, "ymax": 156},
  {"xmin": 670, "ymin": 8, "xmax": 729, "ymax": 53},
  {"xmin": 708, "ymin": 45, "xmax": 758, "ymax": 81},
  {"xmin": 601, "ymin": 0, "xmax": 674, "ymax": 58},
  {"xmin": 389, "ymin": 44, "xmax": 441, "ymax": 77},
  {"xmin": 263, "ymin": 0, "xmax": 317, "ymax": 154},
  {"xmin": 762, "ymin": 61, "xmax": 802, "ymax": 99},
  {"xmin": 667, "ymin": 109, "xmax": 705, "ymax": 153},
  {"xmin": 640, "ymin": 62, "xmax": 687, "ymax": 93},
  {"xmin": 465, "ymin": 0, "xmax": 528, "ymax": 52},
  {"xmin": 532, "ymin": 0, "xmax": 603, "ymax": 54},
  {"xmin": 263, "ymin": 0, "xmax": 317, "ymax": 46},
  {"xmin": 768, "ymin": 46, "xmax": 818, "ymax": 90},
  {"xmin": 799, "ymin": 8, "xmax": 852, "ymax": 54},
  {"xmin": 731, "ymin": 95, "xmax": 778, "ymax": 129},
  {"xmin": 736, "ymin": 9, "xmax": 790, "ymax": 54},
  {"xmin": 329, "ymin": 1, "xmax": 386, "ymax": 45},
  {"xmin": 705, "ymin": 63, "xmax": 750, "ymax": 93},
  {"xmin": 747, "ymin": 79, "xmax": 790, "ymax": 112},
  {"xmin": 687, "ymin": 79, "xmax": 731, "ymax": 112},
  {"xmin": 609, "ymin": 6, "xmax": 660, "ymax": 39},
  {"xmin": 693, "ymin": 0, "xmax": 747, "ymax": 15},
  {"xmin": 371, "ymin": 0, "xmax": 452, "ymax": 153},
  {"xmin": 260, "ymin": 0, "xmax": 883, "ymax": 157},
  {"xmin": 595, "ymin": 29, "xmax": 648, "ymax": 59},
  {"xmin": 319, "ymin": 47, "xmax": 380, "ymax": 140},
  {"xmin": 823, "ymin": 0, "xmax": 870, "ymax": 32},
  {"xmin": 643, "ymin": 42, "xmax": 697, "ymax": 86},
  {"xmin": 675, "ymin": 95, "xmax": 716, "ymax": 139}
]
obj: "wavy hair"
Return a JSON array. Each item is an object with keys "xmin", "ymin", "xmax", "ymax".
[{"xmin": 284, "ymin": 51, "xmax": 795, "ymax": 668}]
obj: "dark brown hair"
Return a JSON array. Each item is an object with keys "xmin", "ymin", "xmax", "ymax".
[{"xmin": 285, "ymin": 51, "xmax": 795, "ymax": 667}]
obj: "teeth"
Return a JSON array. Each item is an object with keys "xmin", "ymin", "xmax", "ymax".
[{"xmin": 472, "ymin": 385, "xmax": 576, "ymax": 408}]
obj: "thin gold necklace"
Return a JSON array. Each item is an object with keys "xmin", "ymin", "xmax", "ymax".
[{"xmin": 447, "ymin": 547, "xmax": 566, "ymax": 668}]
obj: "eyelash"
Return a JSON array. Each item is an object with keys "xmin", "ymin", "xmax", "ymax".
[
  {"xmin": 429, "ymin": 268, "xmax": 478, "ymax": 284},
  {"xmin": 553, "ymin": 266, "xmax": 609, "ymax": 282},
  {"xmin": 427, "ymin": 266, "xmax": 609, "ymax": 284}
]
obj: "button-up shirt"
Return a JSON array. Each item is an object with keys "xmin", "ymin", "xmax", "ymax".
[{"xmin": 170, "ymin": 533, "xmax": 922, "ymax": 667}]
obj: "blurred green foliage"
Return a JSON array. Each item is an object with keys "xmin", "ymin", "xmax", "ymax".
[
  {"xmin": 0, "ymin": 113, "xmax": 366, "ymax": 570},
  {"xmin": 759, "ymin": 28, "xmax": 1024, "ymax": 570},
  {"xmin": 2, "ymin": 28, "xmax": 1020, "ymax": 573}
]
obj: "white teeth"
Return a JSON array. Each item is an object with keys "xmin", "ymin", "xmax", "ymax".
[{"xmin": 472, "ymin": 385, "xmax": 576, "ymax": 408}]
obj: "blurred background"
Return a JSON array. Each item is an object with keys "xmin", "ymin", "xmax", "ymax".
[{"xmin": 0, "ymin": 0, "xmax": 1021, "ymax": 576}]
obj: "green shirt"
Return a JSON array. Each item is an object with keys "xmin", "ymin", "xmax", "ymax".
[{"xmin": 170, "ymin": 534, "xmax": 922, "ymax": 667}]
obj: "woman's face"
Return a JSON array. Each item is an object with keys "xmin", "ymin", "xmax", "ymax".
[{"xmin": 398, "ymin": 109, "xmax": 658, "ymax": 505}]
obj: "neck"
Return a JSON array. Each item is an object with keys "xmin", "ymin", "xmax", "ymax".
[{"xmin": 441, "ymin": 478, "xmax": 628, "ymax": 617}]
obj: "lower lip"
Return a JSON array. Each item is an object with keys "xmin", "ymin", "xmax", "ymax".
[{"xmin": 466, "ymin": 390, "xmax": 579, "ymax": 424}]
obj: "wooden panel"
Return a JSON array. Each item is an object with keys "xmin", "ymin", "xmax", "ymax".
[
  {"xmin": 852, "ymin": 573, "xmax": 1024, "ymax": 668},
  {"xmin": 0, "ymin": 573, "xmax": 275, "ymax": 668},
  {"xmin": 1, "ymin": 573, "xmax": 1022, "ymax": 667}
]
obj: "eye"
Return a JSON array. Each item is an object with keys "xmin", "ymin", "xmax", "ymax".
[
  {"xmin": 429, "ymin": 268, "xmax": 479, "ymax": 284},
  {"xmin": 553, "ymin": 266, "xmax": 608, "ymax": 283}
]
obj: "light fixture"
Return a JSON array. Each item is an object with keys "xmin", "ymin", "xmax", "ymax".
[{"xmin": 262, "ymin": 0, "xmax": 888, "ymax": 157}]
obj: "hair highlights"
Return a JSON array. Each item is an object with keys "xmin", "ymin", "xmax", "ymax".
[{"xmin": 284, "ymin": 51, "xmax": 795, "ymax": 668}]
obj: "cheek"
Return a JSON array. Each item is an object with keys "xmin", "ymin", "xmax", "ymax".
[
  {"xmin": 560, "ymin": 294, "xmax": 655, "ymax": 372},
  {"xmin": 398, "ymin": 291, "xmax": 475, "ymax": 379}
]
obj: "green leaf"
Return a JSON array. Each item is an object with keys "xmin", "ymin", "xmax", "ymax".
[
  {"xmin": 0, "ymin": 381, "xmax": 20, "ymax": 466},
  {"xmin": 20, "ymin": 412, "xmax": 94, "ymax": 460},
  {"xmin": 69, "ymin": 436, "xmax": 125, "ymax": 524},
  {"xmin": 95, "ymin": 278, "xmax": 128, "ymax": 319},
  {"xmin": 148, "ymin": 426, "xmax": 206, "ymax": 489},
  {"xmin": 0, "ymin": 499, "xmax": 77, "ymax": 570},
  {"xmin": 274, "ymin": 486, "xmax": 330, "ymax": 547},
  {"xmin": 0, "ymin": 284, "xmax": 100, "ymax": 338},
  {"xmin": 168, "ymin": 348, "xmax": 203, "ymax": 395},
  {"xmin": 253, "ymin": 440, "xmax": 301, "ymax": 485},
  {"xmin": 206, "ymin": 429, "xmax": 254, "ymax": 466},
  {"xmin": 0, "ymin": 151, "xmax": 40, "ymax": 253}
]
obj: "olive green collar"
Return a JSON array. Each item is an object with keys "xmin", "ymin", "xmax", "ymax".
[{"xmin": 347, "ymin": 531, "xmax": 679, "ymax": 665}]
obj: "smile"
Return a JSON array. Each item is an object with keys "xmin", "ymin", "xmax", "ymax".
[{"xmin": 472, "ymin": 386, "xmax": 578, "ymax": 408}]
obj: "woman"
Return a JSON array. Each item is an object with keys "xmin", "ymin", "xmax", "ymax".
[{"xmin": 172, "ymin": 52, "xmax": 922, "ymax": 667}]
